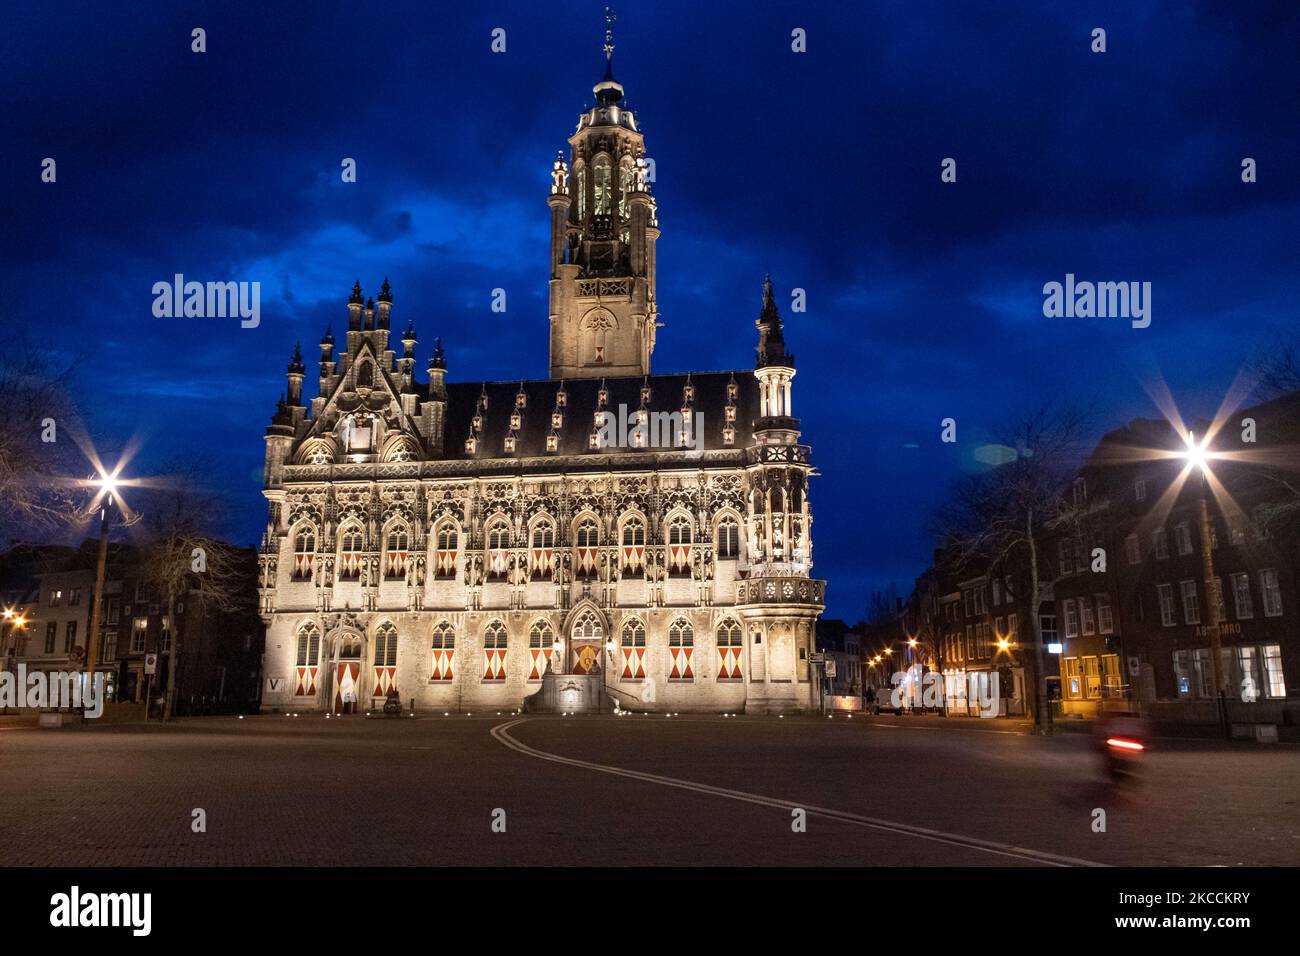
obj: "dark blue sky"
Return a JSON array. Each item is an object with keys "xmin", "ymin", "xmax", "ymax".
[{"xmin": 3, "ymin": 1, "xmax": 1297, "ymax": 620}]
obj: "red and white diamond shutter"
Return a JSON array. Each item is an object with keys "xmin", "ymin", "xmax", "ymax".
[
  {"xmin": 339, "ymin": 527, "xmax": 363, "ymax": 579},
  {"xmin": 483, "ymin": 621, "xmax": 508, "ymax": 681},
  {"xmin": 621, "ymin": 619, "xmax": 646, "ymax": 679},
  {"xmin": 531, "ymin": 523, "xmax": 555, "ymax": 579},
  {"xmin": 669, "ymin": 619, "xmax": 694, "ymax": 680},
  {"xmin": 385, "ymin": 528, "xmax": 409, "ymax": 579},
  {"xmin": 294, "ymin": 622, "xmax": 320, "ymax": 696},
  {"xmin": 430, "ymin": 622, "xmax": 455, "ymax": 681},
  {"xmin": 528, "ymin": 621, "xmax": 555, "ymax": 679},
  {"xmin": 621, "ymin": 519, "xmax": 645, "ymax": 573},
  {"xmin": 435, "ymin": 525, "xmax": 458, "ymax": 578},
  {"xmin": 716, "ymin": 619, "xmax": 743, "ymax": 680},
  {"xmin": 292, "ymin": 528, "xmax": 315, "ymax": 580},
  {"xmin": 373, "ymin": 622, "xmax": 398, "ymax": 698},
  {"xmin": 575, "ymin": 519, "xmax": 599, "ymax": 578},
  {"xmin": 667, "ymin": 515, "xmax": 693, "ymax": 574},
  {"xmin": 487, "ymin": 522, "xmax": 510, "ymax": 579}
]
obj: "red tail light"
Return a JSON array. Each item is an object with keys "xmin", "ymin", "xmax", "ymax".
[{"xmin": 1106, "ymin": 737, "xmax": 1144, "ymax": 752}]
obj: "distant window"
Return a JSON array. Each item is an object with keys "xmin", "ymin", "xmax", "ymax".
[
  {"xmin": 1261, "ymin": 569, "xmax": 1282, "ymax": 617},
  {"xmin": 1232, "ymin": 572, "xmax": 1254, "ymax": 620},
  {"xmin": 1174, "ymin": 523, "xmax": 1194, "ymax": 556},
  {"xmin": 1157, "ymin": 584, "xmax": 1176, "ymax": 627},
  {"xmin": 1125, "ymin": 534, "xmax": 1141, "ymax": 565},
  {"xmin": 1152, "ymin": 529, "xmax": 1169, "ymax": 560},
  {"xmin": 1134, "ymin": 478, "xmax": 1146, "ymax": 502},
  {"xmin": 1180, "ymin": 580, "xmax": 1200, "ymax": 625}
]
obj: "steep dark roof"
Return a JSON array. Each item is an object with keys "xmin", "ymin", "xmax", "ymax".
[{"xmin": 441, "ymin": 371, "xmax": 756, "ymax": 460}]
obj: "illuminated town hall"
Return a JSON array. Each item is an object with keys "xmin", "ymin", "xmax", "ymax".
[{"xmin": 256, "ymin": 33, "xmax": 825, "ymax": 715}]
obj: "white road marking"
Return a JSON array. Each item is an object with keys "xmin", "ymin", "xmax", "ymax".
[{"xmin": 491, "ymin": 717, "xmax": 1107, "ymax": 867}]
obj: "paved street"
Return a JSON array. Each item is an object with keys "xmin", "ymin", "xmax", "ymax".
[{"xmin": 1, "ymin": 714, "xmax": 1296, "ymax": 866}]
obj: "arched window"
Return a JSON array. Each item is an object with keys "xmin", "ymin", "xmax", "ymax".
[
  {"xmin": 294, "ymin": 622, "xmax": 320, "ymax": 696},
  {"xmin": 716, "ymin": 516, "xmax": 740, "ymax": 560},
  {"xmin": 356, "ymin": 362, "xmax": 374, "ymax": 389},
  {"xmin": 576, "ymin": 166, "xmax": 587, "ymax": 219},
  {"xmin": 385, "ymin": 526, "xmax": 409, "ymax": 579},
  {"xmin": 575, "ymin": 518, "xmax": 599, "ymax": 578},
  {"xmin": 338, "ymin": 526, "xmax": 363, "ymax": 580},
  {"xmin": 483, "ymin": 620, "xmax": 508, "ymax": 681},
  {"xmin": 620, "ymin": 619, "xmax": 646, "ymax": 680},
  {"xmin": 668, "ymin": 618, "xmax": 695, "ymax": 680},
  {"xmin": 435, "ymin": 524, "xmax": 458, "ymax": 579},
  {"xmin": 531, "ymin": 522, "xmax": 555, "ymax": 579},
  {"xmin": 717, "ymin": 618, "xmax": 743, "ymax": 680},
  {"xmin": 292, "ymin": 527, "xmax": 316, "ymax": 580},
  {"xmin": 617, "ymin": 163, "xmax": 630, "ymax": 221},
  {"xmin": 430, "ymin": 622, "xmax": 455, "ymax": 681},
  {"xmin": 667, "ymin": 515, "xmax": 693, "ymax": 576},
  {"xmin": 487, "ymin": 520, "xmax": 510, "ymax": 579},
  {"xmin": 593, "ymin": 156, "xmax": 612, "ymax": 216},
  {"xmin": 373, "ymin": 622, "xmax": 398, "ymax": 698},
  {"xmin": 528, "ymin": 620, "xmax": 555, "ymax": 679},
  {"xmin": 621, "ymin": 517, "xmax": 645, "ymax": 572}
]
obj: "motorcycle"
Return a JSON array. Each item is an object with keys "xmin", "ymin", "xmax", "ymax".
[{"xmin": 1095, "ymin": 710, "xmax": 1149, "ymax": 784}]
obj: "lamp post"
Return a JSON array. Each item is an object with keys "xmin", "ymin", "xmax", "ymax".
[
  {"xmin": 3, "ymin": 611, "xmax": 27, "ymax": 714},
  {"xmin": 1179, "ymin": 432, "xmax": 1230, "ymax": 738},
  {"xmin": 602, "ymin": 638, "xmax": 616, "ymax": 713},
  {"xmin": 83, "ymin": 472, "xmax": 119, "ymax": 708}
]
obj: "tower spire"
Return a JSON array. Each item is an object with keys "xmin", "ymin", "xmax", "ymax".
[{"xmin": 603, "ymin": 5, "xmax": 616, "ymax": 61}]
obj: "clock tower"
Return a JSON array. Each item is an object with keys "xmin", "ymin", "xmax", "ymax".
[{"xmin": 547, "ymin": 10, "xmax": 659, "ymax": 380}]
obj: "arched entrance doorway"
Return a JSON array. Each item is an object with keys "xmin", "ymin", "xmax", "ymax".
[
  {"xmin": 333, "ymin": 631, "xmax": 364, "ymax": 714},
  {"xmin": 569, "ymin": 607, "xmax": 605, "ymax": 675}
]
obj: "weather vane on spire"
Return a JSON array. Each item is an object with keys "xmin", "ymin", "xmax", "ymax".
[{"xmin": 603, "ymin": 5, "xmax": 616, "ymax": 60}]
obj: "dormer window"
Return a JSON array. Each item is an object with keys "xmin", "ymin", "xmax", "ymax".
[
  {"xmin": 471, "ymin": 414, "xmax": 483, "ymax": 431},
  {"xmin": 723, "ymin": 425, "xmax": 735, "ymax": 446},
  {"xmin": 725, "ymin": 405, "xmax": 736, "ymax": 423},
  {"xmin": 504, "ymin": 435, "xmax": 517, "ymax": 453},
  {"xmin": 510, "ymin": 412, "xmax": 522, "ymax": 430},
  {"xmin": 556, "ymin": 389, "xmax": 568, "ymax": 408},
  {"xmin": 465, "ymin": 437, "xmax": 477, "ymax": 454},
  {"xmin": 515, "ymin": 390, "xmax": 527, "ymax": 410},
  {"xmin": 551, "ymin": 411, "xmax": 563, "ymax": 429},
  {"xmin": 640, "ymin": 385, "xmax": 651, "ymax": 405},
  {"xmin": 683, "ymin": 384, "xmax": 695, "ymax": 403},
  {"xmin": 546, "ymin": 434, "xmax": 559, "ymax": 452},
  {"xmin": 727, "ymin": 381, "xmax": 738, "ymax": 400},
  {"xmin": 597, "ymin": 385, "xmax": 609, "ymax": 405}
]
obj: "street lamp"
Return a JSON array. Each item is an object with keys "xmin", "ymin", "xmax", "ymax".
[
  {"xmin": 2, "ymin": 611, "xmax": 27, "ymax": 714},
  {"xmin": 1176, "ymin": 430, "xmax": 1230, "ymax": 738},
  {"xmin": 82, "ymin": 467, "xmax": 122, "ymax": 707},
  {"xmin": 602, "ymin": 638, "xmax": 616, "ymax": 713}
]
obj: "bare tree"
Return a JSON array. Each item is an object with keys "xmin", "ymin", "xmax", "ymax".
[
  {"xmin": 1248, "ymin": 330, "xmax": 1300, "ymax": 400},
  {"xmin": 0, "ymin": 347, "xmax": 82, "ymax": 542},
  {"xmin": 135, "ymin": 460, "xmax": 251, "ymax": 720},
  {"xmin": 932, "ymin": 404, "xmax": 1095, "ymax": 733}
]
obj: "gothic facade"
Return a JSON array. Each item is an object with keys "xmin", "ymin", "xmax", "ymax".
[{"xmin": 257, "ymin": 47, "xmax": 825, "ymax": 715}]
